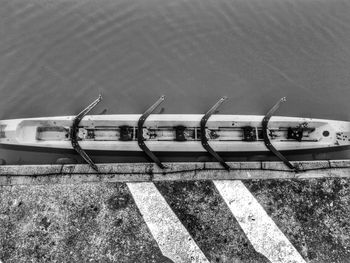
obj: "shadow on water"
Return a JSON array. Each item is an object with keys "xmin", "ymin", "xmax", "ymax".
[{"xmin": 1, "ymin": 144, "xmax": 349, "ymax": 165}]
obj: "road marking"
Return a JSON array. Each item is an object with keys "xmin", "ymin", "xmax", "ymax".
[
  {"xmin": 213, "ymin": 179, "xmax": 306, "ymax": 263},
  {"xmin": 127, "ymin": 182, "xmax": 210, "ymax": 263}
]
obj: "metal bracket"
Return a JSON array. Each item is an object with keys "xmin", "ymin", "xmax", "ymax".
[
  {"xmin": 138, "ymin": 95, "xmax": 166, "ymax": 169},
  {"xmin": 262, "ymin": 97, "xmax": 300, "ymax": 172},
  {"xmin": 201, "ymin": 97, "xmax": 230, "ymax": 171},
  {"xmin": 70, "ymin": 95, "xmax": 102, "ymax": 171}
]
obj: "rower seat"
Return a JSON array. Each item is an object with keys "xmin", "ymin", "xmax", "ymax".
[
  {"xmin": 119, "ymin": 126, "xmax": 134, "ymax": 141},
  {"xmin": 174, "ymin": 126, "xmax": 187, "ymax": 141}
]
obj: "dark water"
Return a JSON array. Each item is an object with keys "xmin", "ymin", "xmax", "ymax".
[{"xmin": 1, "ymin": 0, "xmax": 350, "ymax": 165}]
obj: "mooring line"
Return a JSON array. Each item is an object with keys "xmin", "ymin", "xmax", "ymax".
[
  {"xmin": 213, "ymin": 179, "xmax": 306, "ymax": 263},
  {"xmin": 127, "ymin": 182, "xmax": 210, "ymax": 263}
]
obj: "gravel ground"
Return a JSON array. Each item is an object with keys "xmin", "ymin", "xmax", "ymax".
[{"xmin": 1, "ymin": 179, "xmax": 350, "ymax": 262}]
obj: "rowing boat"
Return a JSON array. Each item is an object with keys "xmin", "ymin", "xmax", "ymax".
[
  {"xmin": 0, "ymin": 95, "xmax": 349, "ymax": 171},
  {"xmin": 1, "ymin": 114, "xmax": 349, "ymax": 151}
]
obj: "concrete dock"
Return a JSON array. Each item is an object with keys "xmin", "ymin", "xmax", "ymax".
[
  {"xmin": 1, "ymin": 160, "xmax": 350, "ymax": 262},
  {"xmin": 1, "ymin": 160, "xmax": 350, "ymax": 186}
]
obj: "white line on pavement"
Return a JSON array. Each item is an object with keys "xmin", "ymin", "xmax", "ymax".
[
  {"xmin": 127, "ymin": 182, "xmax": 210, "ymax": 263},
  {"xmin": 213, "ymin": 179, "xmax": 306, "ymax": 263}
]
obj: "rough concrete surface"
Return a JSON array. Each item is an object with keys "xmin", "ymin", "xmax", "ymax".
[
  {"xmin": 156, "ymin": 181, "xmax": 269, "ymax": 263},
  {"xmin": 2, "ymin": 160, "xmax": 350, "ymax": 186},
  {"xmin": 1, "ymin": 166, "xmax": 350, "ymax": 262},
  {"xmin": 0, "ymin": 183, "xmax": 167, "ymax": 262},
  {"xmin": 246, "ymin": 178, "xmax": 350, "ymax": 262}
]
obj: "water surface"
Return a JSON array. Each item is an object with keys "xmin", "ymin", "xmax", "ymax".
[{"xmin": 1, "ymin": 0, "xmax": 350, "ymax": 164}]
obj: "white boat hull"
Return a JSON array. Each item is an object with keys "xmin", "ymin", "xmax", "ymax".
[{"xmin": 0, "ymin": 114, "xmax": 349, "ymax": 152}]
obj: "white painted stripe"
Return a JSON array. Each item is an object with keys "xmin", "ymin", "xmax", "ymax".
[
  {"xmin": 127, "ymin": 182, "xmax": 210, "ymax": 263},
  {"xmin": 213, "ymin": 179, "xmax": 306, "ymax": 263}
]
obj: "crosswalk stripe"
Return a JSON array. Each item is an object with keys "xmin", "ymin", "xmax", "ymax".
[
  {"xmin": 127, "ymin": 182, "xmax": 210, "ymax": 263},
  {"xmin": 213, "ymin": 179, "xmax": 306, "ymax": 263}
]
